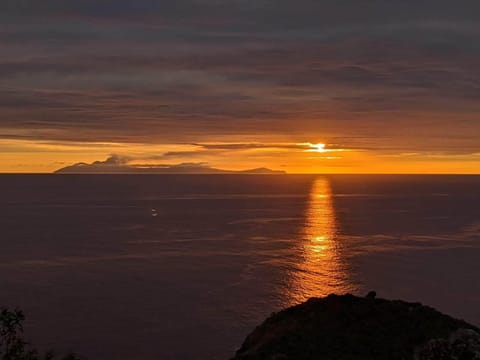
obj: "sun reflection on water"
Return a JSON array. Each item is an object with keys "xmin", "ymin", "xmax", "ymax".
[{"xmin": 286, "ymin": 176, "xmax": 354, "ymax": 305}]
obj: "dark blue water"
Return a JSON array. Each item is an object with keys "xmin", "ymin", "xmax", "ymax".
[{"xmin": 0, "ymin": 175, "xmax": 479, "ymax": 359}]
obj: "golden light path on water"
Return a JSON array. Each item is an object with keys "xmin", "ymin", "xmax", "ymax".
[{"xmin": 286, "ymin": 176, "xmax": 355, "ymax": 305}]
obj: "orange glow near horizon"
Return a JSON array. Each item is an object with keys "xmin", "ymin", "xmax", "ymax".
[
  {"xmin": 0, "ymin": 138, "xmax": 479, "ymax": 174},
  {"xmin": 286, "ymin": 177, "xmax": 354, "ymax": 306}
]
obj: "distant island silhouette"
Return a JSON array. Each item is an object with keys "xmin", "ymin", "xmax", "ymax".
[{"xmin": 55, "ymin": 155, "xmax": 286, "ymax": 174}]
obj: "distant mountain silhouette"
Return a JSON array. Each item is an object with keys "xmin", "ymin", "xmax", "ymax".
[{"xmin": 55, "ymin": 156, "xmax": 286, "ymax": 174}]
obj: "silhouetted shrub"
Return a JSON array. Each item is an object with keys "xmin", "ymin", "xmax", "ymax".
[{"xmin": 0, "ymin": 308, "xmax": 80, "ymax": 360}]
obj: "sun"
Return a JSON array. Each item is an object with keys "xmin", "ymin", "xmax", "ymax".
[
  {"xmin": 303, "ymin": 143, "xmax": 327, "ymax": 153},
  {"xmin": 313, "ymin": 143, "xmax": 326, "ymax": 152}
]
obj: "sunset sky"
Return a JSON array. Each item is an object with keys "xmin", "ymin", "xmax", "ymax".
[{"xmin": 1, "ymin": 1, "xmax": 479, "ymax": 173}]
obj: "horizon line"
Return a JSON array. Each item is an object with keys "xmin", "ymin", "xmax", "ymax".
[{"xmin": 1, "ymin": 172, "xmax": 480, "ymax": 176}]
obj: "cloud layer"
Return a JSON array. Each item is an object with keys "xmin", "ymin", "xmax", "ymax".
[{"xmin": 1, "ymin": 1, "xmax": 480, "ymax": 171}]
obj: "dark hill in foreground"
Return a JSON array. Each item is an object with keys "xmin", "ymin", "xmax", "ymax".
[{"xmin": 232, "ymin": 293, "xmax": 480, "ymax": 360}]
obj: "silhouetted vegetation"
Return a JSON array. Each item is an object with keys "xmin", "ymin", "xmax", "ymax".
[{"xmin": 0, "ymin": 308, "xmax": 80, "ymax": 360}]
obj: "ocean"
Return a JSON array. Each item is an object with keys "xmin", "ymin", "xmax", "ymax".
[{"xmin": 0, "ymin": 174, "xmax": 479, "ymax": 359}]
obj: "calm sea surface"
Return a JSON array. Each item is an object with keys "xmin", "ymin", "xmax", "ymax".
[{"xmin": 1, "ymin": 175, "xmax": 479, "ymax": 359}]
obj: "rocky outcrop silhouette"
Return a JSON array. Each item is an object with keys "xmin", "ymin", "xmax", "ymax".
[{"xmin": 232, "ymin": 293, "xmax": 480, "ymax": 360}]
